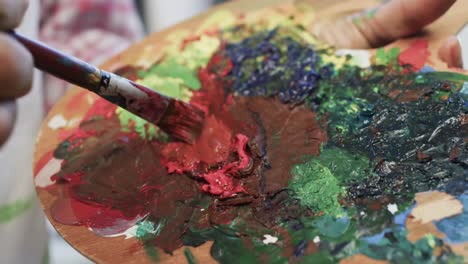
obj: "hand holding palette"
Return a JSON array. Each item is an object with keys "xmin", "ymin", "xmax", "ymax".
[{"xmin": 34, "ymin": 0, "xmax": 468, "ymax": 263}]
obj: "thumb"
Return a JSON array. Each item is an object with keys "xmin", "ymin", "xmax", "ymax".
[{"xmin": 313, "ymin": 0, "xmax": 456, "ymax": 49}]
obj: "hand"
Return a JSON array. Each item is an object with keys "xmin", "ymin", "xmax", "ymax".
[
  {"xmin": 312, "ymin": 0, "xmax": 462, "ymax": 68},
  {"xmin": 0, "ymin": 0, "xmax": 32, "ymax": 147}
]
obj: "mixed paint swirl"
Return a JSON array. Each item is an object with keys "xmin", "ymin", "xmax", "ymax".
[{"xmin": 35, "ymin": 8, "xmax": 467, "ymax": 264}]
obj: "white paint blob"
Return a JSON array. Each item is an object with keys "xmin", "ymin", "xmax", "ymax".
[
  {"xmin": 48, "ymin": 115, "xmax": 68, "ymax": 130},
  {"xmin": 387, "ymin": 203, "xmax": 398, "ymax": 215},
  {"xmin": 262, "ymin": 234, "xmax": 278, "ymax": 245},
  {"xmin": 35, "ymin": 158, "xmax": 62, "ymax": 187},
  {"xmin": 313, "ymin": 236, "xmax": 320, "ymax": 243}
]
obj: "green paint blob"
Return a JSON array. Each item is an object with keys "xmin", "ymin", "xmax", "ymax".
[
  {"xmin": 375, "ymin": 47, "xmax": 400, "ymax": 67},
  {"xmin": 319, "ymin": 97, "xmax": 374, "ymax": 137},
  {"xmin": 183, "ymin": 222, "xmax": 288, "ymax": 264},
  {"xmin": 289, "ymin": 159, "xmax": 343, "ymax": 216},
  {"xmin": 0, "ymin": 197, "xmax": 34, "ymax": 223},
  {"xmin": 144, "ymin": 59, "xmax": 201, "ymax": 90},
  {"xmin": 184, "ymin": 248, "xmax": 198, "ymax": 264},
  {"xmin": 138, "ymin": 75, "xmax": 192, "ymax": 102},
  {"xmin": 198, "ymin": 228, "xmax": 257, "ymax": 264},
  {"xmin": 314, "ymin": 148, "xmax": 371, "ymax": 184}
]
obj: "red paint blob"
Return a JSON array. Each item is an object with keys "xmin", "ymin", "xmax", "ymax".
[
  {"xmin": 162, "ymin": 115, "xmax": 233, "ymax": 173},
  {"xmin": 161, "ymin": 54, "xmax": 252, "ymax": 198},
  {"xmin": 398, "ymin": 39, "xmax": 430, "ymax": 71}
]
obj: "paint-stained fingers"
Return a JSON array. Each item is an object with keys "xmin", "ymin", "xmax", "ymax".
[
  {"xmin": 0, "ymin": 0, "xmax": 28, "ymax": 30},
  {"xmin": 0, "ymin": 100, "xmax": 16, "ymax": 147},
  {"xmin": 0, "ymin": 33, "xmax": 33, "ymax": 99},
  {"xmin": 313, "ymin": 0, "xmax": 456, "ymax": 49},
  {"xmin": 438, "ymin": 36, "xmax": 463, "ymax": 68}
]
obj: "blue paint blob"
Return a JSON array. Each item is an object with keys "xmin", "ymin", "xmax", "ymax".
[
  {"xmin": 393, "ymin": 204, "xmax": 414, "ymax": 226},
  {"xmin": 435, "ymin": 194, "xmax": 468, "ymax": 243},
  {"xmin": 362, "ymin": 227, "xmax": 402, "ymax": 245},
  {"xmin": 224, "ymin": 29, "xmax": 333, "ymax": 103},
  {"xmin": 419, "ymin": 66, "xmax": 435, "ymax": 73}
]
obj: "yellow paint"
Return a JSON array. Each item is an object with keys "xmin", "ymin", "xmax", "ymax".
[{"xmin": 135, "ymin": 45, "xmax": 164, "ymax": 69}]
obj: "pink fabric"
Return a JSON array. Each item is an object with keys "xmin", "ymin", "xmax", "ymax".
[{"xmin": 39, "ymin": 0, "xmax": 144, "ymax": 111}]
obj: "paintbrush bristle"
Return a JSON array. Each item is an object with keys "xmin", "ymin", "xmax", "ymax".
[{"xmin": 158, "ymin": 99, "xmax": 205, "ymax": 144}]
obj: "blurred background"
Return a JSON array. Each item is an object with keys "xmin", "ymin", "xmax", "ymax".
[
  {"xmin": 47, "ymin": 1, "xmax": 226, "ymax": 263},
  {"xmin": 136, "ymin": 0, "xmax": 226, "ymax": 33}
]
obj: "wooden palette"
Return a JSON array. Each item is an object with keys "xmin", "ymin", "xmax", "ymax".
[{"xmin": 33, "ymin": 0, "xmax": 468, "ymax": 263}]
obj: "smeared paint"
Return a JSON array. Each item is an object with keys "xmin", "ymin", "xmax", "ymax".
[{"xmin": 36, "ymin": 17, "xmax": 468, "ymax": 263}]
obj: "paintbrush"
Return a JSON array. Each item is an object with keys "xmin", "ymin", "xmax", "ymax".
[{"xmin": 8, "ymin": 31, "xmax": 204, "ymax": 144}]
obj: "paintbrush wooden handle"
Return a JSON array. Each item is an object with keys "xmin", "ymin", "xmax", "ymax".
[{"xmin": 9, "ymin": 31, "xmax": 171, "ymax": 125}]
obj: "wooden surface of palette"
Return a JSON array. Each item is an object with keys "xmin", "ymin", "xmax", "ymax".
[{"xmin": 33, "ymin": 0, "xmax": 468, "ymax": 263}]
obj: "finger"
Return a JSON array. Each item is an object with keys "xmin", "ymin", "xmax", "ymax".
[
  {"xmin": 0, "ymin": 100, "xmax": 16, "ymax": 147},
  {"xmin": 0, "ymin": 33, "xmax": 33, "ymax": 99},
  {"xmin": 352, "ymin": 0, "xmax": 456, "ymax": 48},
  {"xmin": 438, "ymin": 36, "xmax": 463, "ymax": 68},
  {"xmin": 0, "ymin": 0, "xmax": 29, "ymax": 30},
  {"xmin": 313, "ymin": 0, "xmax": 457, "ymax": 49}
]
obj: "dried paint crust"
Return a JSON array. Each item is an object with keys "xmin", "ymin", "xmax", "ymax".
[{"xmin": 37, "ymin": 10, "xmax": 468, "ymax": 264}]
